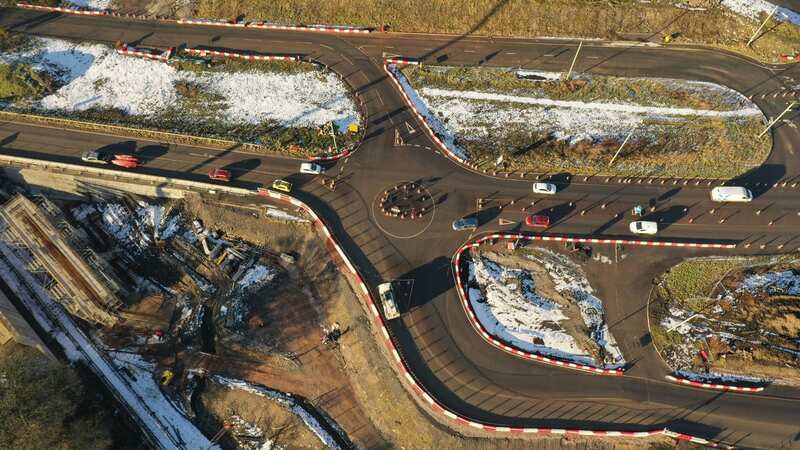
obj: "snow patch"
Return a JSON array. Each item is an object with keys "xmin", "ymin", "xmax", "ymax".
[
  {"xmin": 721, "ymin": 0, "xmax": 800, "ymax": 27},
  {"xmin": 212, "ymin": 375, "xmax": 344, "ymax": 450},
  {"xmin": 3, "ymin": 37, "xmax": 359, "ymax": 130},
  {"xmin": 738, "ymin": 270, "xmax": 800, "ymax": 296},
  {"xmin": 265, "ymin": 207, "xmax": 310, "ymax": 223},
  {"xmin": 467, "ymin": 251, "xmax": 624, "ymax": 367},
  {"xmin": 237, "ymin": 265, "xmax": 276, "ymax": 291}
]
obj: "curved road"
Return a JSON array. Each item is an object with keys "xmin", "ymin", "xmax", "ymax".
[{"xmin": 1, "ymin": 8, "xmax": 800, "ymax": 448}]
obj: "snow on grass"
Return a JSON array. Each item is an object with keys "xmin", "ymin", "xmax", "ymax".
[
  {"xmin": 467, "ymin": 251, "xmax": 624, "ymax": 367},
  {"xmin": 3, "ymin": 37, "xmax": 359, "ymax": 130},
  {"xmin": 675, "ymin": 369, "xmax": 769, "ymax": 385},
  {"xmin": 265, "ymin": 207, "xmax": 310, "ymax": 223},
  {"xmin": 528, "ymin": 249, "xmax": 625, "ymax": 366},
  {"xmin": 66, "ymin": 0, "xmax": 112, "ymax": 9},
  {"xmin": 738, "ymin": 270, "xmax": 800, "ymax": 296},
  {"xmin": 388, "ymin": 64, "xmax": 468, "ymax": 160},
  {"xmin": 212, "ymin": 375, "xmax": 344, "ymax": 450},
  {"xmin": 468, "ymin": 257, "xmax": 592, "ymax": 365},
  {"xmin": 415, "ymin": 85, "xmax": 760, "ymax": 145},
  {"xmin": 237, "ymin": 264, "xmax": 277, "ymax": 291},
  {"xmin": 722, "ymin": 0, "xmax": 800, "ymax": 27}
]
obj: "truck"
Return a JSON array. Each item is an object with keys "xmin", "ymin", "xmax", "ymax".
[{"xmin": 377, "ymin": 282, "xmax": 400, "ymax": 320}]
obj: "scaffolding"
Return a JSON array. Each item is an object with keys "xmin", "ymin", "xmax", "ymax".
[{"xmin": 0, "ymin": 195, "xmax": 124, "ymax": 327}]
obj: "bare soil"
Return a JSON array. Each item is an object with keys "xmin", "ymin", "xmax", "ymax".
[
  {"xmin": 195, "ymin": 378, "xmax": 325, "ymax": 450},
  {"xmin": 650, "ymin": 256, "xmax": 800, "ymax": 384}
]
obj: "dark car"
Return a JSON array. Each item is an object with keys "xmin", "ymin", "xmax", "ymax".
[{"xmin": 452, "ymin": 217, "xmax": 479, "ymax": 231}]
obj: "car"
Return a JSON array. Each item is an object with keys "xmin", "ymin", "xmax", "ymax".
[
  {"xmin": 111, "ymin": 158, "xmax": 139, "ymax": 169},
  {"xmin": 525, "ymin": 214, "xmax": 550, "ymax": 228},
  {"xmin": 452, "ymin": 217, "xmax": 479, "ymax": 231},
  {"xmin": 377, "ymin": 282, "xmax": 400, "ymax": 320},
  {"xmin": 629, "ymin": 221, "xmax": 658, "ymax": 235},
  {"xmin": 114, "ymin": 154, "xmax": 139, "ymax": 162},
  {"xmin": 81, "ymin": 150, "xmax": 111, "ymax": 164},
  {"xmin": 272, "ymin": 179, "xmax": 292, "ymax": 193},
  {"xmin": 532, "ymin": 182, "xmax": 557, "ymax": 195},
  {"xmin": 208, "ymin": 168, "xmax": 232, "ymax": 182},
  {"xmin": 300, "ymin": 162, "xmax": 324, "ymax": 175},
  {"xmin": 710, "ymin": 186, "xmax": 753, "ymax": 203}
]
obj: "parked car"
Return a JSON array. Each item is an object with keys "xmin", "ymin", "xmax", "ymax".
[
  {"xmin": 629, "ymin": 221, "xmax": 658, "ymax": 235},
  {"xmin": 452, "ymin": 216, "xmax": 479, "ymax": 231},
  {"xmin": 300, "ymin": 162, "xmax": 324, "ymax": 175},
  {"xmin": 208, "ymin": 168, "xmax": 232, "ymax": 182},
  {"xmin": 710, "ymin": 186, "xmax": 753, "ymax": 203},
  {"xmin": 272, "ymin": 179, "xmax": 292, "ymax": 193},
  {"xmin": 81, "ymin": 150, "xmax": 111, "ymax": 164},
  {"xmin": 525, "ymin": 214, "xmax": 550, "ymax": 228},
  {"xmin": 532, "ymin": 182, "xmax": 557, "ymax": 195},
  {"xmin": 377, "ymin": 282, "xmax": 400, "ymax": 320}
]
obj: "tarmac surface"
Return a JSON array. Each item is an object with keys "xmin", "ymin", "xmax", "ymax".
[{"xmin": 1, "ymin": 7, "xmax": 800, "ymax": 448}]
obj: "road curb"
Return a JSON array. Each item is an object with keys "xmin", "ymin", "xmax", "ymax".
[
  {"xmin": 450, "ymin": 233, "xmax": 737, "ymax": 374},
  {"xmin": 665, "ymin": 375, "xmax": 766, "ymax": 393},
  {"xmin": 0, "ymin": 153, "xmax": 735, "ymax": 448}
]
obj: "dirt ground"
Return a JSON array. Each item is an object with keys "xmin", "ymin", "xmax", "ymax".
[
  {"xmin": 650, "ymin": 255, "xmax": 800, "ymax": 384},
  {"xmin": 174, "ymin": 194, "xmax": 678, "ymax": 449},
  {"xmin": 472, "ymin": 249, "xmax": 602, "ymax": 363},
  {"xmin": 195, "ymin": 378, "xmax": 325, "ymax": 450}
]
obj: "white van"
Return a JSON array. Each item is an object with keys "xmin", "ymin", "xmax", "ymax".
[
  {"xmin": 377, "ymin": 283, "xmax": 400, "ymax": 320},
  {"xmin": 710, "ymin": 186, "xmax": 753, "ymax": 203},
  {"xmin": 300, "ymin": 162, "xmax": 324, "ymax": 175}
]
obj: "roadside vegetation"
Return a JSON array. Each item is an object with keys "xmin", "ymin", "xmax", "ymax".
[
  {"xmin": 459, "ymin": 116, "xmax": 768, "ymax": 178},
  {"xmin": 399, "ymin": 65, "xmax": 769, "ymax": 178},
  {"xmin": 0, "ymin": 343, "xmax": 140, "ymax": 450},
  {"xmin": 650, "ymin": 255, "xmax": 800, "ymax": 383},
  {"xmin": 403, "ymin": 66, "xmax": 745, "ymax": 111},
  {"xmin": 182, "ymin": 0, "xmax": 800, "ymax": 63}
]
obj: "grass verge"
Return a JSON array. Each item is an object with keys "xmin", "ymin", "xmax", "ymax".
[
  {"xmin": 458, "ymin": 115, "xmax": 768, "ymax": 179},
  {"xmin": 189, "ymin": 0, "xmax": 800, "ymax": 64},
  {"xmin": 402, "ymin": 65, "xmax": 743, "ymax": 111},
  {"xmin": 650, "ymin": 255, "xmax": 800, "ymax": 382}
]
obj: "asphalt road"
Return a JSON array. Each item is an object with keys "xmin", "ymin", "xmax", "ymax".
[{"xmin": 1, "ymin": 7, "xmax": 800, "ymax": 448}]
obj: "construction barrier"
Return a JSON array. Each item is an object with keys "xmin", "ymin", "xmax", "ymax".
[
  {"xmin": 383, "ymin": 62, "xmax": 469, "ymax": 164},
  {"xmin": 450, "ymin": 233, "xmax": 737, "ymax": 374},
  {"xmin": 247, "ymin": 22, "xmax": 372, "ymax": 33},
  {"xmin": 184, "ymin": 48, "xmax": 299, "ymax": 61},
  {"xmin": 0, "ymin": 152, "xmax": 734, "ymax": 448},
  {"xmin": 665, "ymin": 375, "xmax": 765, "ymax": 393},
  {"xmin": 16, "ymin": 3, "xmax": 108, "ymax": 15},
  {"xmin": 384, "ymin": 58, "xmax": 420, "ymax": 65},
  {"xmin": 116, "ymin": 44, "xmax": 173, "ymax": 62}
]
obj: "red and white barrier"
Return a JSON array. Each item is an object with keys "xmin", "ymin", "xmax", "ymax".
[
  {"xmin": 253, "ymin": 188, "xmax": 734, "ymax": 447},
  {"xmin": 665, "ymin": 375, "xmax": 765, "ymax": 393},
  {"xmin": 16, "ymin": 3, "xmax": 108, "ymax": 15},
  {"xmin": 383, "ymin": 62, "xmax": 468, "ymax": 164},
  {"xmin": 663, "ymin": 430, "xmax": 734, "ymax": 449},
  {"xmin": 384, "ymin": 58, "xmax": 420, "ymax": 65},
  {"xmin": 177, "ymin": 18, "xmax": 246, "ymax": 27},
  {"xmin": 184, "ymin": 48, "xmax": 299, "ymax": 61},
  {"xmin": 248, "ymin": 22, "xmax": 372, "ymax": 33},
  {"xmin": 450, "ymin": 233, "xmax": 737, "ymax": 374},
  {"xmin": 116, "ymin": 44, "xmax": 172, "ymax": 62}
]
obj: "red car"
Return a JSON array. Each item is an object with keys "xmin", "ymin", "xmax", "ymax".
[
  {"xmin": 111, "ymin": 155, "xmax": 139, "ymax": 168},
  {"xmin": 208, "ymin": 168, "xmax": 232, "ymax": 182},
  {"xmin": 525, "ymin": 214, "xmax": 550, "ymax": 228}
]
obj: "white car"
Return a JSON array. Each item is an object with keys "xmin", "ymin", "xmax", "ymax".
[
  {"xmin": 377, "ymin": 283, "xmax": 400, "ymax": 320},
  {"xmin": 710, "ymin": 186, "xmax": 752, "ymax": 203},
  {"xmin": 629, "ymin": 221, "xmax": 658, "ymax": 235},
  {"xmin": 532, "ymin": 182, "xmax": 557, "ymax": 195},
  {"xmin": 300, "ymin": 162, "xmax": 324, "ymax": 175}
]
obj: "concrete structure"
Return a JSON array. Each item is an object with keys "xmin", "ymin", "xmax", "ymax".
[
  {"xmin": 0, "ymin": 195, "xmax": 124, "ymax": 327},
  {"xmin": 0, "ymin": 288, "xmax": 54, "ymax": 359}
]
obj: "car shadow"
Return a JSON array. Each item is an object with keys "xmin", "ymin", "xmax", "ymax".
[
  {"xmin": 726, "ymin": 163, "xmax": 785, "ymax": 199},
  {"xmin": 222, "ymin": 158, "xmax": 261, "ymax": 179},
  {"xmin": 95, "ymin": 140, "xmax": 136, "ymax": 155},
  {"xmin": 136, "ymin": 144, "xmax": 169, "ymax": 161},
  {"xmin": 641, "ymin": 205, "xmax": 688, "ymax": 231}
]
